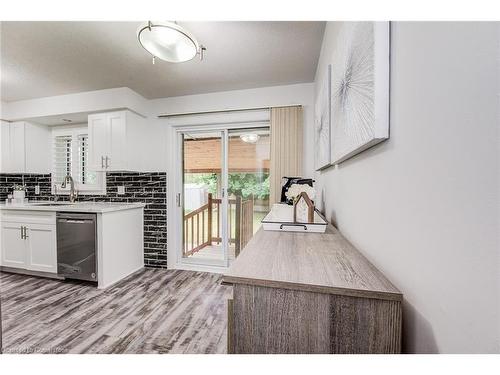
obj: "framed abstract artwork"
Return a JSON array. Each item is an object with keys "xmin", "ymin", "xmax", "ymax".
[
  {"xmin": 314, "ymin": 64, "xmax": 331, "ymax": 171},
  {"xmin": 330, "ymin": 21, "xmax": 390, "ymax": 164}
]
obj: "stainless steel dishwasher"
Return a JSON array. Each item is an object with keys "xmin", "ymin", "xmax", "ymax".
[{"xmin": 57, "ymin": 212, "xmax": 97, "ymax": 282}]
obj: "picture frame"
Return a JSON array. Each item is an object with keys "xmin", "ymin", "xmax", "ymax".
[
  {"xmin": 314, "ymin": 64, "xmax": 332, "ymax": 170},
  {"xmin": 330, "ymin": 21, "xmax": 390, "ymax": 165}
]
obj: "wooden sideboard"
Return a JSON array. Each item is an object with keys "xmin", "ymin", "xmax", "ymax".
[{"xmin": 222, "ymin": 225, "xmax": 403, "ymax": 354}]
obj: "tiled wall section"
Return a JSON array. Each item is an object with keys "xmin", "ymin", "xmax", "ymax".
[
  {"xmin": 0, "ymin": 173, "xmax": 52, "ymax": 201},
  {"xmin": 0, "ymin": 172, "xmax": 167, "ymax": 268}
]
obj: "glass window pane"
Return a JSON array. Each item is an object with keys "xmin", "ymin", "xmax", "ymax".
[
  {"xmin": 182, "ymin": 131, "xmax": 225, "ymax": 265},
  {"xmin": 227, "ymin": 127, "xmax": 271, "ymax": 263}
]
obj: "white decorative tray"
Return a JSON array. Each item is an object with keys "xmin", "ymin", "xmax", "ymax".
[{"xmin": 261, "ymin": 204, "xmax": 327, "ymax": 233}]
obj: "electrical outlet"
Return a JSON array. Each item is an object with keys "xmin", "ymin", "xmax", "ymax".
[
  {"xmin": 35, "ymin": 185, "xmax": 40, "ymax": 195},
  {"xmin": 117, "ymin": 186, "xmax": 125, "ymax": 195}
]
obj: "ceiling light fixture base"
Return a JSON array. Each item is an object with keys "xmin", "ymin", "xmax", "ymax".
[{"xmin": 137, "ymin": 21, "xmax": 206, "ymax": 64}]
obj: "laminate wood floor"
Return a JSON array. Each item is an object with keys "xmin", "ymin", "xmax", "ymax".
[{"xmin": 0, "ymin": 268, "xmax": 231, "ymax": 354}]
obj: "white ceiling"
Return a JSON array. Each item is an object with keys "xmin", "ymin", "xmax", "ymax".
[{"xmin": 1, "ymin": 21, "xmax": 325, "ymax": 102}]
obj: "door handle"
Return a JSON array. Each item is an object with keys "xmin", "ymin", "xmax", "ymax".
[
  {"xmin": 23, "ymin": 226, "xmax": 29, "ymax": 239},
  {"xmin": 105, "ymin": 156, "xmax": 109, "ymax": 168},
  {"xmin": 20, "ymin": 226, "xmax": 23, "ymax": 239},
  {"xmin": 101, "ymin": 156, "xmax": 105, "ymax": 169},
  {"xmin": 59, "ymin": 219, "xmax": 91, "ymax": 224}
]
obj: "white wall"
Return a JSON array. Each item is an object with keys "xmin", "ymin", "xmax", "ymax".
[
  {"xmin": 149, "ymin": 83, "xmax": 315, "ymax": 270},
  {"xmin": 0, "ymin": 101, "xmax": 6, "ymax": 118},
  {"xmin": 3, "ymin": 87, "xmax": 150, "ymax": 120},
  {"xmin": 312, "ymin": 22, "xmax": 500, "ymax": 353},
  {"xmin": 149, "ymin": 83, "xmax": 315, "ymax": 175},
  {"xmin": 2, "ymin": 83, "xmax": 315, "ymax": 174}
]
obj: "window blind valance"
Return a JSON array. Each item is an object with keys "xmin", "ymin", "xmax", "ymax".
[{"xmin": 163, "ymin": 108, "xmax": 270, "ymax": 128}]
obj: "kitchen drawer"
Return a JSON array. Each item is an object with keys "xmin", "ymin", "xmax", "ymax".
[{"xmin": 1, "ymin": 210, "xmax": 56, "ymax": 225}]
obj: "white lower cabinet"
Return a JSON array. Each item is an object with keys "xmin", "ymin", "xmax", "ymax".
[
  {"xmin": 1, "ymin": 222, "xmax": 26, "ymax": 268},
  {"xmin": 25, "ymin": 224, "xmax": 57, "ymax": 273},
  {"xmin": 1, "ymin": 212, "xmax": 57, "ymax": 274}
]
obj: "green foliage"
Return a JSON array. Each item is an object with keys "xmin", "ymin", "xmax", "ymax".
[
  {"xmin": 186, "ymin": 172, "xmax": 270, "ymax": 200},
  {"xmin": 228, "ymin": 173, "xmax": 270, "ymax": 200},
  {"xmin": 186, "ymin": 173, "xmax": 219, "ymax": 195}
]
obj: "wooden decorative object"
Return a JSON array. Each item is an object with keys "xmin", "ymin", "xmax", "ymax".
[{"xmin": 293, "ymin": 192, "xmax": 314, "ymax": 223}]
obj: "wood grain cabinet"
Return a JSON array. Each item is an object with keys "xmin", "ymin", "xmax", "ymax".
[{"xmin": 223, "ymin": 226, "xmax": 403, "ymax": 354}]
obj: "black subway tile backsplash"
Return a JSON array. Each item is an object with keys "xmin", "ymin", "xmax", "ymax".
[
  {"xmin": 0, "ymin": 172, "xmax": 167, "ymax": 268},
  {"xmin": 0, "ymin": 173, "xmax": 52, "ymax": 201}
]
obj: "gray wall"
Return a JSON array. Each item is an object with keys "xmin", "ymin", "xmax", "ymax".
[{"xmin": 313, "ymin": 22, "xmax": 499, "ymax": 353}]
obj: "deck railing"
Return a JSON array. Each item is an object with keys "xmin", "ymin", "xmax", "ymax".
[{"xmin": 183, "ymin": 193, "xmax": 254, "ymax": 257}]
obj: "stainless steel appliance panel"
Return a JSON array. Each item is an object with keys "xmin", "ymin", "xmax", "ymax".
[{"xmin": 57, "ymin": 212, "xmax": 97, "ymax": 282}]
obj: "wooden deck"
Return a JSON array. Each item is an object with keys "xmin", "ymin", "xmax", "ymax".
[
  {"xmin": 187, "ymin": 244, "xmax": 236, "ymax": 262},
  {"xmin": 183, "ymin": 193, "xmax": 253, "ymax": 259}
]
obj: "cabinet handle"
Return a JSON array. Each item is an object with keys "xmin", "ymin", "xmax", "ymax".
[
  {"xmin": 20, "ymin": 226, "xmax": 28, "ymax": 240},
  {"xmin": 23, "ymin": 226, "xmax": 29, "ymax": 239},
  {"xmin": 279, "ymin": 223, "xmax": 308, "ymax": 231},
  {"xmin": 101, "ymin": 156, "xmax": 105, "ymax": 169},
  {"xmin": 105, "ymin": 156, "xmax": 109, "ymax": 168}
]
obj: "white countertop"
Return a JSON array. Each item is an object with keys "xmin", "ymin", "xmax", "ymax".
[{"xmin": 0, "ymin": 201, "xmax": 146, "ymax": 213}]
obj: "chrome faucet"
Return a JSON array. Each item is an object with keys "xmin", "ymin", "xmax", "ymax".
[{"xmin": 61, "ymin": 174, "xmax": 78, "ymax": 203}]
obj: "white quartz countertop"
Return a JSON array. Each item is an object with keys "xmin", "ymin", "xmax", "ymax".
[{"xmin": 0, "ymin": 201, "xmax": 146, "ymax": 213}]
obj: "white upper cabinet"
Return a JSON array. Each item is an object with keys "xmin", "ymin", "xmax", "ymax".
[
  {"xmin": 107, "ymin": 111, "xmax": 127, "ymax": 170},
  {"xmin": 10, "ymin": 122, "xmax": 26, "ymax": 172},
  {"xmin": 1, "ymin": 120, "xmax": 11, "ymax": 172},
  {"xmin": 88, "ymin": 113, "xmax": 110, "ymax": 171},
  {"xmin": 0, "ymin": 121, "xmax": 50, "ymax": 174},
  {"xmin": 88, "ymin": 110, "xmax": 147, "ymax": 172}
]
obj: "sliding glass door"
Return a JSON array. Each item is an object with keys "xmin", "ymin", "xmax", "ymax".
[
  {"xmin": 177, "ymin": 125, "xmax": 270, "ymax": 268},
  {"xmin": 180, "ymin": 130, "xmax": 227, "ymax": 266},
  {"xmin": 226, "ymin": 128, "xmax": 271, "ymax": 260}
]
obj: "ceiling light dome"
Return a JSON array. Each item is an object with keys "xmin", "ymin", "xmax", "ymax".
[
  {"xmin": 240, "ymin": 133, "xmax": 260, "ymax": 144},
  {"xmin": 137, "ymin": 21, "xmax": 205, "ymax": 63}
]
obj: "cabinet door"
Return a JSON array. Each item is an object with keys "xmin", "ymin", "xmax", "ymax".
[
  {"xmin": 0, "ymin": 121, "xmax": 11, "ymax": 173},
  {"xmin": 10, "ymin": 122, "xmax": 26, "ymax": 172},
  {"xmin": 24, "ymin": 122, "xmax": 50, "ymax": 174},
  {"xmin": 88, "ymin": 114, "xmax": 109, "ymax": 171},
  {"xmin": 25, "ymin": 224, "xmax": 57, "ymax": 273},
  {"xmin": 107, "ymin": 111, "xmax": 127, "ymax": 171},
  {"xmin": 1, "ymin": 222, "xmax": 27, "ymax": 269}
]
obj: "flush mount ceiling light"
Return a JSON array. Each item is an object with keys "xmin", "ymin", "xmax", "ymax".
[
  {"xmin": 137, "ymin": 21, "xmax": 206, "ymax": 64},
  {"xmin": 240, "ymin": 133, "xmax": 260, "ymax": 144}
]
